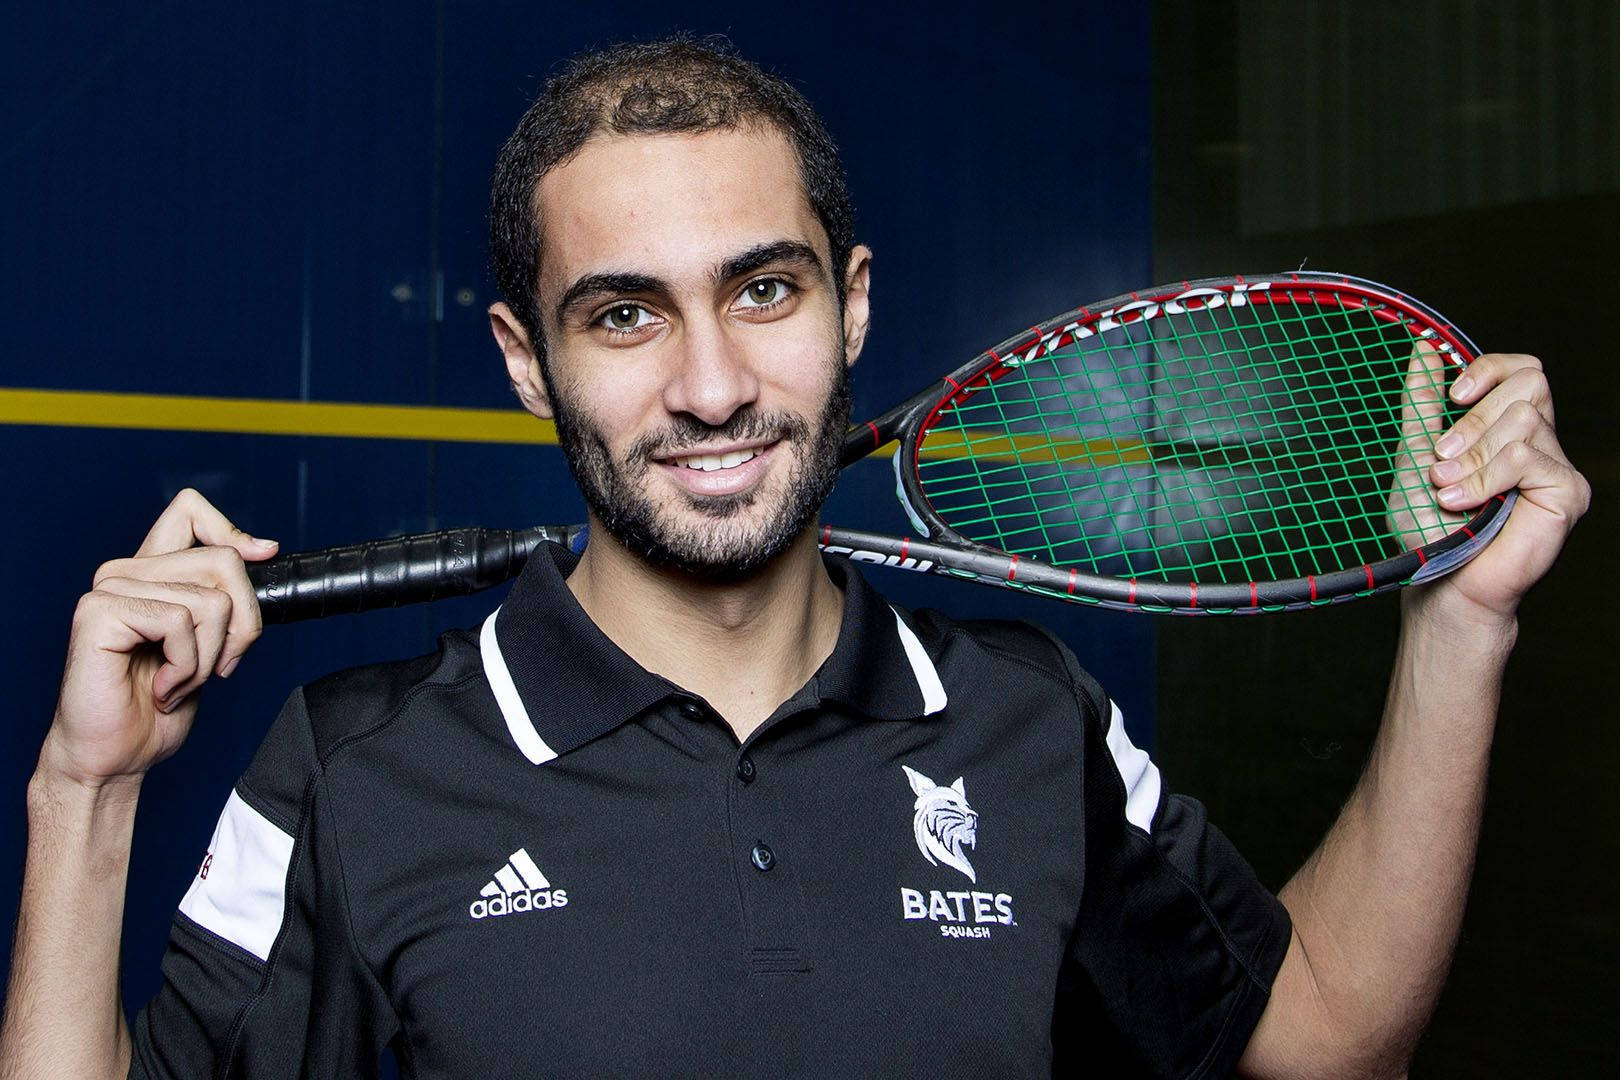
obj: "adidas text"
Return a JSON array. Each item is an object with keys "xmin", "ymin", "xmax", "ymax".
[{"xmin": 469, "ymin": 888, "xmax": 568, "ymax": 919}]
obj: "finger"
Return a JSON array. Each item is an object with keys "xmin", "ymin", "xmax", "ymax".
[
  {"xmin": 1397, "ymin": 340, "xmax": 1450, "ymax": 448},
  {"xmin": 91, "ymin": 577, "xmax": 231, "ymax": 692},
  {"xmin": 1433, "ymin": 365, "xmax": 1555, "ymax": 462},
  {"xmin": 1448, "ymin": 353, "xmax": 1546, "ymax": 411},
  {"xmin": 136, "ymin": 487, "xmax": 279, "ymax": 562},
  {"xmin": 94, "ymin": 545, "xmax": 264, "ymax": 675},
  {"xmin": 75, "ymin": 591, "xmax": 200, "ymax": 710},
  {"xmin": 1385, "ymin": 342, "xmax": 1463, "ymax": 547},
  {"xmin": 1429, "ymin": 397, "xmax": 1556, "ymax": 492},
  {"xmin": 1434, "ymin": 438, "xmax": 1590, "ymax": 521}
]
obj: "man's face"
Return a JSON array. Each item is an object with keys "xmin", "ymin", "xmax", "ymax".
[{"xmin": 499, "ymin": 126, "xmax": 869, "ymax": 579}]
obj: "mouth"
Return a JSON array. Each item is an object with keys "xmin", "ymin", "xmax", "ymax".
[
  {"xmin": 654, "ymin": 440, "xmax": 780, "ymax": 496},
  {"xmin": 667, "ymin": 445, "xmax": 766, "ymax": 472},
  {"xmin": 657, "ymin": 439, "xmax": 777, "ymax": 471}
]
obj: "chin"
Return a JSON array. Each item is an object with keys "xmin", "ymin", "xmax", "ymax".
[{"xmin": 599, "ymin": 486, "xmax": 816, "ymax": 583}]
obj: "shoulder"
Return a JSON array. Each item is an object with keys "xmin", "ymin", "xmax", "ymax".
[
  {"xmin": 903, "ymin": 607, "xmax": 1110, "ymax": 720},
  {"xmin": 236, "ymin": 624, "xmax": 489, "ymax": 828},
  {"xmin": 296, "ymin": 625, "xmax": 486, "ymax": 764}
]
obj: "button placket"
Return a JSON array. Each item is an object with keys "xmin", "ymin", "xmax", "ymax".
[{"xmin": 726, "ymin": 739, "xmax": 811, "ymax": 974}]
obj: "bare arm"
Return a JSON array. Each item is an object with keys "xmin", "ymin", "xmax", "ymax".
[
  {"xmin": 0, "ymin": 491, "xmax": 274, "ymax": 1079},
  {"xmin": 1241, "ymin": 599, "xmax": 1513, "ymax": 1079},
  {"xmin": 1239, "ymin": 353, "xmax": 1590, "ymax": 1079},
  {"xmin": 4, "ymin": 771, "xmax": 142, "ymax": 1078}
]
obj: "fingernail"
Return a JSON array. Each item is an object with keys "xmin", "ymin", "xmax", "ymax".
[
  {"xmin": 219, "ymin": 655, "xmax": 241, "ymax": 679},
  {"xmin": 1437, "ymin": 484, "xmax": 1466, "ymax": 507},
  {"xmin": 1432, "ymin": 458, "xmax": 1463, "ymax": 483},
  {"xmin": 251, "ymin": 536, "xmax": 279, "ymax": 549},
  {"xmin": 1434, "ymin": 432, "xmax": 1463, "ymax": 459},
  {"xmin": 158, "ymin": 691, "xmax": 178, "ymax": 714},
  {"xmin": 1450, "ymin": 374, "xmax": 1474, "ymax": 401}
]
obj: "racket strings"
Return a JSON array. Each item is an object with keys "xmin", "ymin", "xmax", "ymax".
[{"xmin": 915, "ymin": 294, "xmax": 1463, "ymax": 585}]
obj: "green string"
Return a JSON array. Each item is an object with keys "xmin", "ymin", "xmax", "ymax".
[{"xmin": 916, "ymin": 294, "xmax": 1463, "ymax": 585}]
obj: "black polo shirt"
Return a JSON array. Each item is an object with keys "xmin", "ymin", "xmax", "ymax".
[{"xmin": 130, "ymin": 543, "xmax": 1291, "ymax": 1079}]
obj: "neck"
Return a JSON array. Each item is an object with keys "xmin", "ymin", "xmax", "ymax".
[{"xmin": 566, "ymin": 522, "xmax": 844, "ymax": 742}]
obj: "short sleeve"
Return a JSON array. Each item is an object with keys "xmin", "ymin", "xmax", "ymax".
[
  {"xmin": 128, "ymin": 689, "xmax": 399, "ymax": 1078},
  {"xmin": 1045, "ymin": 635, "xmax": 1292, "ymax": 1079}
]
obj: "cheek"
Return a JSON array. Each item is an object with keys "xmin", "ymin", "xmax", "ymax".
[
  {"xmin": 556, "ymin": 365, "xmax": 663, "ymax": 450},
  {"xmin": 758, "ymin": 323, "xmax": 843, "ymax": 405}
]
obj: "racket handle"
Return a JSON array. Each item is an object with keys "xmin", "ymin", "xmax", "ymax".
[{"xmin": 248, "ymin": 525, "xmax": 585, "ymax": 624}]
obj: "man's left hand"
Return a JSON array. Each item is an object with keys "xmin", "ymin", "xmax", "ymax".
[{"xmin": 1413, "ymin": 351, "xmax": 1589, "ymax": 627}]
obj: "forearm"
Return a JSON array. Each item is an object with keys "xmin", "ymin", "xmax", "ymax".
[
  {"xmin": 1, "ymin": 762, "xmax": 140, "ymax": 1080},
  {"xmin": 1280, "ymin": 596, "xmax": 1517, "ymax": 1069}
]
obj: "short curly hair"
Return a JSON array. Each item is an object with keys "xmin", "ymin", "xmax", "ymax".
[{"xmin": 489, "ymin": 34, "xmax": 856, "ymax": 363}]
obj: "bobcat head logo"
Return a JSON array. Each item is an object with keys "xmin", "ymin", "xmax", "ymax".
[{"xmin": 902, "ymin": 765, "xmax": 978, "ymax": 883}]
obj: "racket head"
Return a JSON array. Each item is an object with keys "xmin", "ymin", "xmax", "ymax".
[{"xmin": 890, "ymin": 272, "xmax": 1514, "ymax": 614}]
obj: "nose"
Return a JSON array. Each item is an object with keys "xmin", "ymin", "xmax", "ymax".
[{"xmin": 661, "ymin": 316, "xmax": 760, "ymax": 427}]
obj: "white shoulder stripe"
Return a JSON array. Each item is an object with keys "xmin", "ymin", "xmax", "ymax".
[
  {"xmin": 891, "ymin": 608, "xmax": 948, "ymax": 715},
  {"xmin": 481, "ymin": 608, "xmax": 558, "ymax": 765},
  {"xmin": 178, "ymin": 790, "xmax": 296, "ymax": 962},
  {"xmin": 1103, "ymin": 699, "xmax": 1162, "ymax": 833}
]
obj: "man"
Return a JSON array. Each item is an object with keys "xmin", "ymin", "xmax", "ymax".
[{"xmin": 1, "ymin": 36, "xmax": 1590, "ymax": 1079}]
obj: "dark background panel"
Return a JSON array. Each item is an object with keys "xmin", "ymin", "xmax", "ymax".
[
  {"xmin": 1, "ymin": 3, "xmax": 1154, "ymax": 1075},
  {"xmin": 1154, "ymin": 2, "xmax": 1617, "ymax": 1075},
  {"xmin": 1, "ymin": 2, "xmax": 309, "ymax": 398}
]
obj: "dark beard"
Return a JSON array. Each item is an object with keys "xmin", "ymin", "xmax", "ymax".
[{"xmin": 547, "ymin": 355, "xmax": 851, "ymax": 582}]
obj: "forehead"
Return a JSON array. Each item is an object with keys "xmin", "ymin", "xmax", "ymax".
[{"xmin": 533, "ymin": 126, "xmax": 826, "ymax": 295}]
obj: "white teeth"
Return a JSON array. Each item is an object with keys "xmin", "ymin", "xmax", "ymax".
[{"xmin": 673, "ymin": 447, "xmax": 759, "ymax": 471}]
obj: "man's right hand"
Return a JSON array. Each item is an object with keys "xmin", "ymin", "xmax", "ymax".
[
  {"xmin": 2, "ymin": 490, "xmax": 279, "ymax": 1080},
  {"xmin": 38, "ymin": 488, "xmax": 278, "ymax": 789}
]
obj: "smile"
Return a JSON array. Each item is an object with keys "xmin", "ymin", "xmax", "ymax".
[
  {"xmin": 671, "ymin": 447, "xmax": 763, "ymax": 472},
  {"xmin": 655, "ymin": 440, "xmax": 778, "ymax": 496}
]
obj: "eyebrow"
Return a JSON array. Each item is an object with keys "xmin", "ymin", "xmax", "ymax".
[
  {"xmin": 553, "ymin": 239, "xmax": 828, "ymax": 327},
  {"xmin": 717, "ymin": 239, "xmax": 826, "ymax": 287},
  {"xmin": 554, "ymin": 272, "xmax": 662, "ymax": 327}
]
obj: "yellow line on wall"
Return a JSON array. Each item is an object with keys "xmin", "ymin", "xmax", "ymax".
[
  {"xmin": 3, "ymin": 389, "xmax": 1167, "ymax": 470},
  {"xmin": 0, "ymin": 388, "xmax": 957, "ymax": 462},
  {"xmin": 0, "ymin": 387, "xmax": 560, "ymax": 444}
]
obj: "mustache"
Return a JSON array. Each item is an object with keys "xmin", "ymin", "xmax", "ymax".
[{"xmin": 628, "ymin": 407, "xmax": 811, "ymax": 461}]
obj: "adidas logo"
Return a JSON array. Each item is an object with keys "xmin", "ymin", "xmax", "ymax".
[{"xmin": 467, "ymin": 848, "xmax": 569, "ymax": 920}]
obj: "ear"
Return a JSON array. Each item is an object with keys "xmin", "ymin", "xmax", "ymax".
[
  {"xmin": 950, "ymin": 777, "xmax": 966, "ymax": 797},
  {"xmin": 841, "ymin": 244, "xmax": 873, "ymax": 368},
  {"xmin": 902, "ymin": 764, "xmax": 936, "ymax": 797},
  {"xmin": 489, "ymin": 301, "xmax": 553, "ymax": 419}
]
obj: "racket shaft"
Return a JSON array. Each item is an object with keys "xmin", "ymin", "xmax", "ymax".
[{"xmin": 250, "ymin": 525, "xmax": 960, "ymax": 623}]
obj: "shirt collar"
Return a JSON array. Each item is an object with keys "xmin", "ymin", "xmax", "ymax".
[{"xmin": 479, "ymin": 542, "xmax": 948, "ymax": 765}]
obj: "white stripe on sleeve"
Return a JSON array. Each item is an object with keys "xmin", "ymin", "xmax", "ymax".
[
  {"xmin": 1103, "ymin": 699, "xmax": 1163, "ymax": 833},
  {"xmin": 178, "ymin": 790, "xmax": 296, "ymax": 962}
]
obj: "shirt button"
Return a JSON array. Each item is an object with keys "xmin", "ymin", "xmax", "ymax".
[
  {"xmin": 678, "ymin": 700, "xmax": 705, "ymax": 721},
  {"xmin": 736, "ymin": 757, "xmax": 756, "ymax": 783},
  {"xmin": 750, "ymin": 843, "xmax": 775, "ymax": 872}
]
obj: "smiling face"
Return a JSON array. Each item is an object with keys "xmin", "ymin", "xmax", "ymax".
[{"xmin": 491, "ymin": 125, "xmax": 871, "ymax": 579}]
